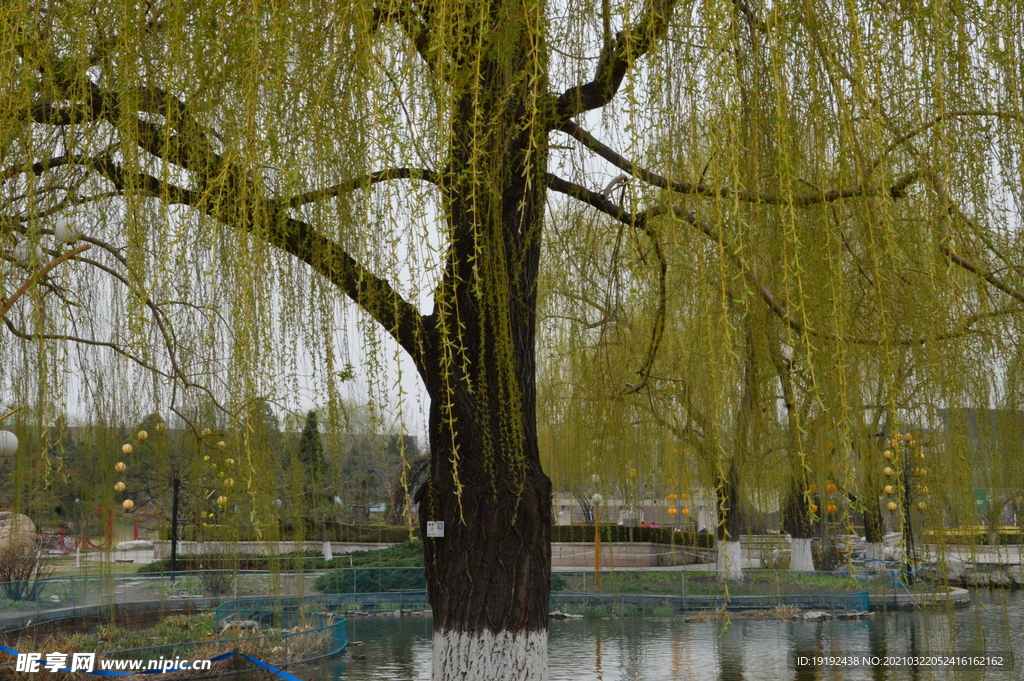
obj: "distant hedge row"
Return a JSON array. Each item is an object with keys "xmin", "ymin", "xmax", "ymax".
[
  {"xmin": 158, "ymin": 523, "xmax": 716, "ymax": 547},
  {"xmin": 161, "ymin": 523, "xmax": 418, "ymax": 543},
  {"xmin": 139, "ymin": 540, "xmax": 426, "ymax": 573}
]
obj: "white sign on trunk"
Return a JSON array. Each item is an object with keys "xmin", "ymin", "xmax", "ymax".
[{"xmin": 427, "ymin": 521, "xmax": 445, "ymax": 538}]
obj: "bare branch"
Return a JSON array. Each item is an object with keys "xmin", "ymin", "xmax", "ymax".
[
  {"xmin": 923, "ymin": 171, "xmax": 1024, "ymax": 305},
  {"xmin": 544, "ymin": 173, "xmax": 665, "ymax": 391},
  {"xmin": 279, "ymin": 167, "xmax": 439, "ymax": 208},
  {"xmin": 2, "ymin": 316, "xmax": 176, "ymax": 380},
  {"xmin": 1, "ymin": 245, "xmax": 91, "ymax": 316},
  {"xmin": 547, "ymin": 172, "xmax": 1006, "ymax": 346}
]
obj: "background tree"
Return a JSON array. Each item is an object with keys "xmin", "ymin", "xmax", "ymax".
[{"xmin": 288, "ymin": 410, "xmax": 334, "ymax": 537}]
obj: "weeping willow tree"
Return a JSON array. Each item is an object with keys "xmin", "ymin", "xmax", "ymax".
[
  {"xmin": 537, "ymin": 0, "xmax": 1024, "ymax": 588},
  {"xmin": 3, "ymin": 0, "xmax": 1024, "ymax": 679}
]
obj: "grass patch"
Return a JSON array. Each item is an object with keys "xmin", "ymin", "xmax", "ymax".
[{"xmin": 554, "ymin": 570, "xmax": 885, "ymax": 596}]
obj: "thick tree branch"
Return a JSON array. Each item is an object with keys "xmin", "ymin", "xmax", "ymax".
[
  {"xmin": 559, "ymin": 121, "xmax": 921, "ymax": 205},
  {"xmin": 85, "ymin": 156, "xmax": 427, "ymax": 360},
  {"xmin": 554, "ymin": 0, "xmax": 677, "ymax": 122}
]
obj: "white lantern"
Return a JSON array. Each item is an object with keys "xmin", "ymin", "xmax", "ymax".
[
  {"xmin": 0, "ymin": 431, "xmax": 18, "ymax": 456},
  {"xmin": 54, "ymin": 217, "xmax": 81, "ymax": 244}
]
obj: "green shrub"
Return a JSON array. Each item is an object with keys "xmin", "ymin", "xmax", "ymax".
[
  {"xmin": 550, "ymin": 525, "xmax": 714, "ymax": 547},
  {"xmin": 315, "ymin": 567, "xmax": 426, "ymax": 593}
]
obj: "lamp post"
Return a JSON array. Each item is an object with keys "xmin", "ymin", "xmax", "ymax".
[
  {"xmin": 883, "ymin": 432, "xmax": 926, "ymax": 583},
  {"xmin": 592, "ymin": 491, "xmax": 603, "ymax": 587}
]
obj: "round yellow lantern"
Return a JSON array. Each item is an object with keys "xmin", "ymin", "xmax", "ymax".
[
  {"xmin": 203, "ymin": 455, "xmax": 210, "ymax": 462},
  {"xmin": 886, "ymin": 501, "xmax": 898, "ymax": 512},
  {"xmin": 155, "ymin": 422, "xmax": 167, "ymax": 433},
  {"xmin": 137, "ymin": 430, "xmax": 148, "ymax": 441},
  {"xmin": 883, "ymin": 467, "xmax": 893, "ymax": 477},
  {"xmin": 883, "ymin": 485, "xmax": 894, "ymax": 495},
  {"xmin": 667, "ymin": 505, "xmax": 677, "ymax": 515},
  {"xmin": 809, "ymin": 504, "xmax": 818, "ymax": 513},
  {"xmin": 681, "ymin": 492, "xmax": 689, "ymax": 500},
  {"xmin": 826, "ymin": 502, "xmax": 838, "ymax": 514},
  {"xmin": 122, "ymin": 499, "xmax": 134, "ymax": 511},
  {"xmin": 115, "ymin": 461, "xmax": 126, "ymax": 472},
  {"xmin": 916, "ymin": 501, "xmax": 928, "ymax": 511},
  {"xmin": 121, "ymin": 444, "xmax": 133, "ymax": 455},
  {"xmin": 826, "ymin": 482, "xmax": 837, "ymax": 494},
  {"xmin": 216, "ymin": 496, "xmax": 228, "ymax": 508},
  {"xmin": 216, "ymin": 440, "xmax": 227, "ymax": 451},
  {"xmin": 681, "ymin": 505, "xmax": 690, "ymax": 515},
  {"xmin": 225, "ymin": 478, "xmax": 235, "ymax": 488},
  {"xmin": 114, "ymin": 481, "xmax": 126, "ymax": 492},
  {"xmin": 883, "ymin": 450, "xmax": 893, "ymax": 460},
  {"xmin": 201, "ymin": 428, "xmax": 212, "ymax": 437},
  {"xmin": 667, "ymin": 492, "xmax": 677, "ymax": 501},
  {"xmin": 225, "ymin": 458, "xmax": 235, "ymax": 465}
]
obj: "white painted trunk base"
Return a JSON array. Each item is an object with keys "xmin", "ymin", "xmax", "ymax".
[
  {"xmin": 863, "ymin": 542, "xmax": 884, "ymax": 565},
  {"xmin": 717, "ymin": 540, "xmax": 744, "ymax": 580},
  {"xmin": 322, "ymin": 541, "xmax": 333, "ymax": 561},
  {"xmin": 789, "ymin": 537, "xmax": 815, "ymax": 572},
  {"xmin": 433, "ymin": 629, "xmax": 547, "ymax": 681}
]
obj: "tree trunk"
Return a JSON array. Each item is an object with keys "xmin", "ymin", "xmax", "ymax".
[
  {"xmin": 783, "ymin": 481, "xmax": 816, "ymax": 572},
  {"xmin": 413, "ymin": 4, "xmax": 553, "ymax": 677},
  {"xmin": 715, "ymin": 465, "xmax": 744, "ymax": 580},
  {"xmin": 419, "ymin": 398, "xmax": 552, "ymax": 680}
]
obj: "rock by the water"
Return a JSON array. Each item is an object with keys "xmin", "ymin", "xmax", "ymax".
[{"xmin": 549, "ymin": 610, "xmax": 584, "ymax": 619}]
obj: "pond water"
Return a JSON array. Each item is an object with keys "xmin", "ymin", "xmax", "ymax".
[{"xmin": 283, "ymin": 590, "xmax": 1021, "ymax": 681}]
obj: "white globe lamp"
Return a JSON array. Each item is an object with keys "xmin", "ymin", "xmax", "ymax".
[
  {"xmin": 0, "ymin": 431, "xmax": 17, "ymax": 456},
  {"xmin": 54, "ymin": 217, "xmax": 81, "ymax": 244}
]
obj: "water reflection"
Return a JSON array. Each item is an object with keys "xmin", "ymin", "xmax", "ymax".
[{"xmin": 292, "ymin": 590, "xmax": 1018, "ymax": 681}]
